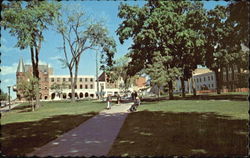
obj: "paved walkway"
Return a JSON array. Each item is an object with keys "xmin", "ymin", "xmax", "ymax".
[
  {"xmin": 28, "ymin": 103, "xmax": 133, "ymax": 157},
  {"xmin": 0, "ymin": 103, "xmax": 19, "ymax": 113}
]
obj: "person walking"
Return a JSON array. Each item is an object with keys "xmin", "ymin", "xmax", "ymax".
[
  {"xmin": 128, "ymin": 96, "xmax": 141, "ymax": 112},
  {"xmin": 117, "ymin": 94, "xmax": 121, "ymax": 104},
  {"xmin": 106, "ymin": 94, "xmax": 112, "ymax": 110},
  {"xmin": 131, "ymin": 92, "xmax": 135, "ymax": 101},
  {"xmin": 134, "ymin": 91, "xmax": 138, "ymax": 100}
]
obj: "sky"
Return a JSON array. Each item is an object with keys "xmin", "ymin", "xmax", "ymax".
[{"xmin": 0, "ymin": 1, "xmax": 228, "ymax": 99}]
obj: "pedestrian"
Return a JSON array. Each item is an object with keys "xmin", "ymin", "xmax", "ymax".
[
  {"xmin": 106, "ymin": 94, "xmax": 112, "ymax": 109},
  {"xmin": 131, "ymin": 92, "xmax": 135, "ymax": 101},
  {"xmin": 134, "ymin": 91, "xmax": 138, "ymax": 100},
  {"xmin": 128, "ymin": 96, "xmax": 141, "ymax": 112},
  {"xmin": 117, "ymin": 94, "xmax": 121, "ymax": 104}
]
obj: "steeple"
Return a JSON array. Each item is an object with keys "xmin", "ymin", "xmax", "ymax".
[{"xmin": 16, "ymin": 57, "xmax": 25, "ymax": 73}]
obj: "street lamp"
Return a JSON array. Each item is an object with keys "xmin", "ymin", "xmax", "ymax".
[{"xmin": 7, "ymin": 86, "xmax": 11, "ymax": 110}]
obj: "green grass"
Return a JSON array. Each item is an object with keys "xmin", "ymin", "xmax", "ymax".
[
  {"xmin": 1, "ymin": 100, "xmax": 106, "ymax": 125},
  {"xmin": 138, "ymin": 100, "xmax": 248, "ymax": 120}
]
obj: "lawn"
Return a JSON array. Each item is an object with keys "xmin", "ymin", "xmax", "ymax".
[
  {"xmin": 0, "ymin": 100, "xmax": 106, "ymax": 156},
  {"xmin": 1, "ymin": 100, "xmax": 106, "ymax": 125},
  {"xmin": 108, "ymin": 100, "xmax": 248, "ymax": 156}
]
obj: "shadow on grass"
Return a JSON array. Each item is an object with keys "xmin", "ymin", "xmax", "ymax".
[
  {"xmin": 1, "ymin": 112, "xmax": 97, "ymax": 157},
  {"xmin": 108, "ymin": 111, "xmax": 248, "ymax": 156},
  {"xmin": 141, "ymin": 94, "xmax": 248, "ymax": 102}
]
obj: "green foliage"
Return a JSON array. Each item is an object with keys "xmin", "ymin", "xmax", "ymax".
[
  {"xmin": 50, "ymin": 83, "xmax": 68, "ymax": 95},
  {"xmin": 1, "ymin": 1, "xmax": 61, "ymax": 49},
  {"xmin": 0, "ymin": 89, "xmax": 8, "ymax": 101},
  {"xmin": 17, "ymin": 73, "xmax": 39, "ymax": 102},
  {"xmin": 228, "ymin": 1, "xmax": 250, "ymax": 46},
  {"xmin": 117, "ymin": 1, "xmax": 209, "ymax": 98}
]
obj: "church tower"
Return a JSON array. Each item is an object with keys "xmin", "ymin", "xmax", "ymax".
[{"xmin": 16, "ymin": 57, "xmax": 26, "ymax": 101}]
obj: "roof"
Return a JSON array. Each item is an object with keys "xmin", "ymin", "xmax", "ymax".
[{"xmin": 16, "ymin": 58, "xmax": 25, "ymax": 73}]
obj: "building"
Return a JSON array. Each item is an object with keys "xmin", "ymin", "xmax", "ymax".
[
  {"xmin": 16, "ymin": 58, "xmax": 53, "ymax": 101},
  {"xmin": 174, "ymin": 68, "xmax": 217, "ymax": 93},
  {"xmin": 15, "ymin": 58, "xmax": 146, "ymax": 101}
]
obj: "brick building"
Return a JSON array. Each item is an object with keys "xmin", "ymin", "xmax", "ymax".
[
  {"xmin": 15, "ymin": 58, "xmax": 146, "ymax": 101},
  {"xmin": 16, "ymin": 58, "xmax": 53, "ymax": 101}
]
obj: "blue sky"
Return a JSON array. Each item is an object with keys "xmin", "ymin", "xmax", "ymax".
[{"xmin": 0, "ymin": 1, "xmax": 228, "ymax": 98}]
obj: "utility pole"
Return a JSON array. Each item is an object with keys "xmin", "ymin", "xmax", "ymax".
[
  {"xmin": 7, "ymin": 86, "xmax": 11, "ymax": 110},
  {"xmin": 96, "ymin": 50, "xmax": 100, "ymax": 99}
]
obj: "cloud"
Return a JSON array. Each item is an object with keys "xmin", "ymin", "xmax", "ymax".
[
  {"xmin": 0, "ymin": 45, "xmax": 22, "ymax": 54},
  {"xmin": 49, "ymin": 55, "xmax": 61, "ymax": 60},
  {"xmin": 0, "ymin": 63, "xmax": 18, "ymax": 75},
  {"xmin": 2, "ymin": 78, "xmax": 15, "ymax": 85}
]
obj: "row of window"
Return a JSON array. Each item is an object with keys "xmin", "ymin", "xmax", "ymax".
[
  {"xmin": 195, "ymin": 75, "xmax": 214, "ymax": 83},
  {"xmin": 71, "ymin": 84, "xmax": 94, "ymax": 89},
  {"xmin": 51, "ymin": 77, "xmax": 94, "ymax": 82},
  {"xmin": 39, "ymin": 84, "xmax": 94, "ymax": 90},
  {"xmin": 197, "ymin": 83, "xmax": 214, "ymax": 90}
]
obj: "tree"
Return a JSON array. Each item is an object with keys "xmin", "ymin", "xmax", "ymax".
[
  {"xmin": 227, "ymin": 1, "xmax": 250, "ymax": 46},
  {"xmin": 117, "ymin": 1, "xmax": 207, "ymax": 100},
  {"xmin": 55, "ymin": 6, "xmax": 116, "ymax": 102},
  {"xmin": 0, "ymin": 89, "xmax": 8, "ymax": 101},
  {"xmin": 50, "ymin": 82, "xmax": 68, "ymax": 99},
  {"xmin": 168, "ymin": 1, "xmax": 207, "ymax": 98},
  {"xmin": 1, "ymin": 1, "xmax": 61, "ymax": 109},
  {"xmin": 145, "ymin": 51, "xmax": 168, "ymax": 99},
  {"xmin": 17, "ymin": 73, "xmax": 39, "ymax": 111},
  {"xmin": 204, "ymin": 5, "xmax": 241, "ymax": 94}
]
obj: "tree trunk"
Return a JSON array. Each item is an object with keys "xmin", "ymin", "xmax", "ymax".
[
  {"xmin": 191, "ymin": 73, "xmax": 196, "ymax": 96},
  {"xmin": 215, "ymin": 68, "xmax": 221, "ymax": 94},
  {"xmin": 71, "ymin": 73, "xmax": 75, "ymax": 103},
  {"xmin": 231, "ymin": 64, "xmax": 235, "ymax": 91},
  {"xmin": 31, "ymin": 99, "xmax": 34, "ymax": 112},
  {"xmin": 168, "ymin": 80, "xmax": 174, "ymax": 100},
  {"xmin": 73, "ymin": 61, "xmax": 79, "ymax": 102},
  {"xmin": 180, "ymin": 77, "xmax": 186, "ymax": 98},
  {"xmin": 157, "ymin": 85, "xmax": 160, "ymax": 101},
  {"xmin": 30, "ymin": 46, "xmax": 40, "ymax": 109}
]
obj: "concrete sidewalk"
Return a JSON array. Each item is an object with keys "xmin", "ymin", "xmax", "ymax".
[
  {"xmin": 28, "ymin": 103, "xmax": 132, "ymax": 157},
  {"xmin": 0, "ymin": 104, "xmax": 19, "ymax": 113}
]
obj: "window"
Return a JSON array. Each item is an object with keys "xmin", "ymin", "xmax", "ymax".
[
  {"xmin": 80, "ymin": 78, "xmax": 82, "ymax": 82},
  {"xmin": 208, "ymin": 84, "xmax": 210, "ymax": 88},
  {"xmin": 211, "ymin": 84, "xmax": 213, "ymax": 87},
  {"xmin": 200, "ymin": 78, "xmax": 202, "ymax": 82},
  {"xmin": 51, "ymin": 78, "xmax": 54, "ymax": 82},
  {"xmin": 85, "ymin": 85, "xmax": 88, "ymax": 89},
  {"xmin": 75, "ymin": 85, "xmax": 77, "ymax": 89},
  {"xmin": 211, "ymin": 76, "xmax": 213, "ymax": 80},
  {"xmin": 204, "ymin": 77, "xmax": 206, "ymax": 81},
  {"xmin": 90, "ymin": 78, "xmax": 93, "ymax": 82},
  {"xmin": 45, "ymin": 86, "xmax": 48, "ymax": 90},
  {"xmin": 90, "ymin": 84, "xmax": 93, "ymax": 89},
  {"xmin": 57, "ymin": 78, "xmax": 60, "ymax": 82},
  {"xmin": 197, "ymin": 78, "xmax": 199, "ymax": 83},
  {"xmin": 68, "ymin": 78, "xmax": 71, "ymax": 82},
  {"xmin": 85, "ymin": 78, "xmax": 88, "ymax": 82},
  {"xmin": 63, "ymin": 78, "xmax": 66, "ymax": 82},
  {"xmin": 208, "ymin": 76, "xmax": 210, "ymax": 81},
  {"xmin": 80, "ymin": 85, "xmax": 83, "ymax": 89},
  {"xmin": 69, "ymin": 85, "xmax": 71, "ymax": 89}
]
